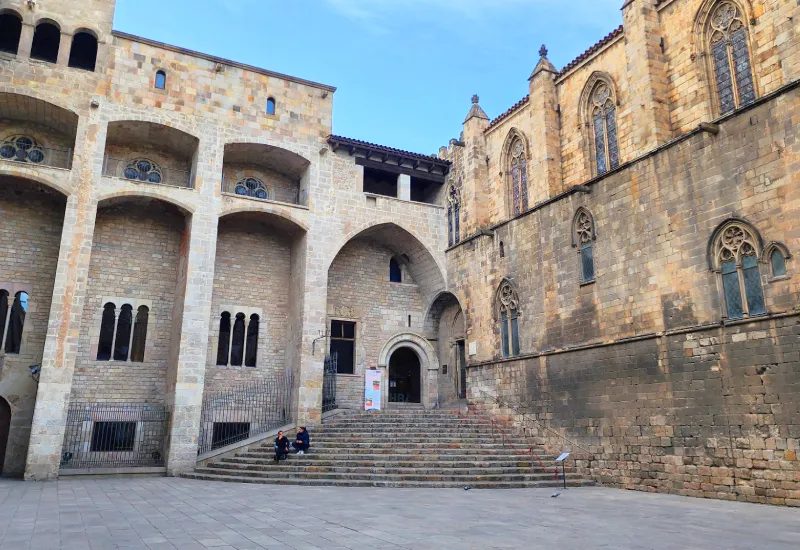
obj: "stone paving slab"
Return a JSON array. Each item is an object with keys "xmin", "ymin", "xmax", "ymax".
[{"xmin": 0, "ymin": 478, "xmax": 798, "ymax": 549}]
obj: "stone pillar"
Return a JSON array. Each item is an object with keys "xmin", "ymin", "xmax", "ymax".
[
  {"xmin": 24, "ymin": 114, "xmax": 103, "ymax": 480},
  {"xmin": 56, "ymin": 33, "xmax": 72, "ymax": 66},
  {"xmin": 528, "ymin": 46, "xmax": 563, "ymax": 201},
  {"xmin": 163, "ymin": 140, "xmax": 220, "ymax": 476},
  {"xmin": 17, "ymin": 24, "xmax": 34, "ymax": 59},
  {"xmin": 621, "ymin": 0, "xmax": 672, "ymax": 150},
  {"xmin": 462, "ymin": 95, "xmax": 490, "ymax": 234},
  {"xmin": 397, "ymin": 174, "xmax": 411, "ymax": 201}
]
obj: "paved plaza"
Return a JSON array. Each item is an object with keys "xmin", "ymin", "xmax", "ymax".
[{"xmin": 0, "ymin": 478, "xmax": 797, "ymax": 550}]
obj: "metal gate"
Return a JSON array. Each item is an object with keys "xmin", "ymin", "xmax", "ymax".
[{"xmin": 322, "ymin": 354, "xmax": 338, "ymax": 413}]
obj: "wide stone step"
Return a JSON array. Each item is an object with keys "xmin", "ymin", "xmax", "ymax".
[
  {"xmin": 307, "ymin": 442, "xmax": 529, "ymax": 450},
  {"xmin": 242, "ymin": 448, "xmax": 545, "ymax": 459},
  {"xmin": 194, "ymin": 466, "xmax": 572, "ymax": 483},
  {"xmin": 183, "ymin": 472, "xmax": 593, "ymax": 489},
  {"xmin": 209, "ymin": 462, "xmax": 564, "ymax": 476},
  {"xmin": 320, "ymin": 424, "xmax": 494, "ymax": 431},
  {"xmin": 217, "ymin": 457, "xmax": 551, "ymax": 469}
]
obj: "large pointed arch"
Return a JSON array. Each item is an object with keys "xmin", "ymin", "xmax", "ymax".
[
  {"xmin": 500, "ymin": 128, "xmax": 531, "ymax": 217},
  {"xmin": 579, "ymin": 72, "xmax": 621, "ymax": 177}
]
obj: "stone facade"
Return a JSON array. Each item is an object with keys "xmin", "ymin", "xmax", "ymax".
[
  {"xmin": 0, "ymin": 0, "xmax": 797, "ymax": 508},
  {"xmin": 442, "ymin": 0, "xmax": 800, "ymax": 506}
]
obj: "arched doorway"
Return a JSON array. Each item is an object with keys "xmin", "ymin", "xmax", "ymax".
[
  {"xmin": 389, "ymin": 348, "xmax": 421, "ymax": 404},
  {"xmin": 0, "ymin": 396, "xmax": 10, "ymax": 475}
]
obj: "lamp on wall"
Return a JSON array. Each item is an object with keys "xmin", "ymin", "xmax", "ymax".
[{"xmin": 28, "ymin": 363, "xmax": 41, "ymax": 384}]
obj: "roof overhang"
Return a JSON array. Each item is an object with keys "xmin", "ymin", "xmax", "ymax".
[{"xmin": 327, "ymin": 135, "xmax": 451, "ymax": 183}]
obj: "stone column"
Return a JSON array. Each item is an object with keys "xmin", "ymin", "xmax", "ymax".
[
  {"xmin": 528, "ymin": 46, "xmax": 563, "ymax": 201},
  {"xmin": 397, "ymin": 174, "xmax": 411, "ymax": 201},
  {"xmin": 24, "ymin": 114, "xmax": 103, "ymax": 480},
  {"xmin": 17, "ymin": 24, "xmax": 34, "ymax": 59},
  {"xmin": 163, "ymin": 140, "xmax": 220, "ymax": 476},
  {"xmin": 622, "ymin": 0, "xmax": 672, "ymax": 150},
  {"xmin": 56, "ymin": 33, "xmax": 72, "ymax": 66}
]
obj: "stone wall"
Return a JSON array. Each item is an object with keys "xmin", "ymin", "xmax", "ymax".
[
  {"xmin": 0, "ymin": 180, "xmax": 65, "ymax": 476},
  {"xmin": 450, "ymin": 85, "xmax": 800, "ymax": 505},
  {"xmin": 327, "ymin": 239, "xmax": 426, "ymax": 408},
  {"xmin": 71, "ymin": 201, "xmax": 184, "ymax": 404},
  {"xmin": 205, "ymin": 217, "xmax": 292, "ymax": 389}
]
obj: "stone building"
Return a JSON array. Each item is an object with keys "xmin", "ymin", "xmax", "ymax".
[
  {"xmin": 0, "ymin": 0, "xmax": 797, "ymax": 506},
  {"xmin": 443, "ymin": 0, "xmax": 800, "ymax": 505}
]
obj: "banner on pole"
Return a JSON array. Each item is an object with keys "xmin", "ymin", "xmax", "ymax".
[{"xmin": 364, "ymin": 369, "xmax": 382, "ymax": 411}]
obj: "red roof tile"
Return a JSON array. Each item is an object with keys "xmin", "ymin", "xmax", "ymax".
[
  {"xmin": 486, "ymin": 95, "xmax": 530, "ymax": 131},
  {"xmin": 559, "ymin": 25, "xmax": 624, "ymax": 77}
]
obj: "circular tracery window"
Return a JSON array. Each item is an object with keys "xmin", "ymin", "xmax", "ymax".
[
  {"xmin": 235, "ymin": 177, "xmax": 271, "ymax": 200},
  {"xmin": 123, "ymin": 159, "xmax": 163, "ymax": 184},
  {"xmin": 0, "ymin": 136, "xmax": 45, "ymax": 164}
]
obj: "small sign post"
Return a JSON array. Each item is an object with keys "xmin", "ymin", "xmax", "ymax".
[{"xmin": 556, "ymin": 452, "xmax": 570, "ymax": 490}]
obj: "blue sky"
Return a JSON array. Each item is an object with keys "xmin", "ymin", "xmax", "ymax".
[{"xmin": 114, "ymin": 0, "xmax": 622, "ymax": 155}]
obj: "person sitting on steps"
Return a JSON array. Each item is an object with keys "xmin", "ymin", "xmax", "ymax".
[
  {"xmin": 292, "ymin": 426, "xmax": 310, "ymax": 456},
  {"xmin": 274, "ymin": 431, "xmax": 290, "ymax": 464}
]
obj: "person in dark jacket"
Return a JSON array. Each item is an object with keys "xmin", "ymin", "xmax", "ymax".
[
  {"xmin": 292, "ymin": 427, "xmax": 310, "ymax": 455},
  {"xmin": 274, "ymin": 431, "xmax": 290, "ymax": 463}
]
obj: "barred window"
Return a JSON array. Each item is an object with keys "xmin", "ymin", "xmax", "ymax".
[
  {"xmin": 573, "ymin": 209, "xmax": 596, "ymax": 283},
  {"xmin": 589, "ymin": 83, "xmax": 619, "ymax": 175},
  {"xmin": 711, "ymin": 223, "xmax": 766, "ymax": 319},
  {"xmin": 708, "ymin": 2, "xmax": 756, "ymax": 115},
  {"xmin": 496, "ymin": 282, "xmax": 521, "ymax": 358}
]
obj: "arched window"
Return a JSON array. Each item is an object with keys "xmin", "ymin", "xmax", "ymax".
[
  {"xmin": 30, "ymin": 22, "xmax": 60, "ymax": 63},
  {"xmin": 234, "ymin": 177, "xmax": 273, "ymax": 200},
  {"xmin": 390, "ymin": 258, "xmax": 402, "ymax": 283},
  {"xmin": 4, "ymin": 291, "xmax": 27, "ymax": 354},
  {"xmin": 130, "ymin": 306, "xmax": 149, "ymax": 363},
  {"xmin": 123, "ymin": 159, "xmax": 163, "ymax": 184},
  {"xmin": 496, "ymin": 282, "xmax": 520, "ymax": 358},
  {"xmin": 447, "ymin": 184, "xmax": 461, "ymax": 246},
  {"xmin": 1, "ymin": 136, "xmax": 46, "ymax": 164},
  {"xmin": 216, "ymin": 312, "xmax": 231, "ymax": 366},
  {"xmin": 230, "ymin": 313, "xmax": 246, "ymax": 367},
  {"xmin": 508, "ymin": 138, "xmax": 529, "ymax": 215},
  {"xmin": 707, "ymin": 2, "xmax": 756, "ymax": 115},
  {"xmin": 0, "ymin": 11, "xmax": 22, "ymax": 55},
  {"xmin": 589, "ymin": 83, "xmax": 619, "ymax": 175},
  {"xmin": 711, "ymin": 222, "xmax": 766, "ymax": 319},
  {"xmin": 245, "ymin": 314, "xmax": 259, "ymax": 368},
  {"xmin": 68, "ymin": 31, "xmax": 98, "ymax": 71},
  {"xmin": 97, "ymin": 303, "xmax": 116, "ymax": 361},
  {"xmin": 113, "ymin": 304, "xmax": 133, "ymax": 361},
  {"xmin": 573, "ymin": 209, "xmax": 596, "ymax": 283},
  {"xmin": 266, "ymin": 97, "xmax": 276, "ymax": 115},
  {"xmin": 154, "ymin": 70, "xmax": 167, "ymax": 90},
  {"xmin": 499, "ymin": 241, "xmax": 505, "ymax": 258},
  {"xmin": 0, "ymin": 291, "xmax": 8, "ymax": 350},
  {"xmin": 771, "ymin": 249, "xmax": 787, "ymax": 278}
]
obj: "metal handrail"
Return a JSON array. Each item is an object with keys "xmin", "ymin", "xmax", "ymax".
[
  {"xmin": 474, "ymin": 389, "xmax": 594, "ymax": 456},
  {"xmin": 0, "ymin": 141, "xmax": 72, "ymax": 169},
  {"xmin": 458, "ymin": 407, "xmax": 558, "ymax": 477}
]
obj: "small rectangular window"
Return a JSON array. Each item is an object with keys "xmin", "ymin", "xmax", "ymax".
[
  {"xmin": 511, "ymin": 313, "xmax": 520, "ymax": 356},
  {"xmin": 91, "ymin": 422, "xmax": 136, "ymax": 452},
  {"xmin": 211, "ymin": 422, "xmax": 251, "ymax": 450},
  {"xmin": 722, "ymin": 260, "xmax": 744, "ymax": 319},
  {"xmin": 330, "ymin": 320, "xmax": 356, "ymax": 374},
  {"xmin": 581, "ymin": 242, "xmax": 595, "ymax": 282},
  {"xmin": 742, "ymin": 256, "xmax": 766, "ymax": 316},
  {"xmin": 500, "ymin": 310, "xmax": 509, "ymax": 358}
]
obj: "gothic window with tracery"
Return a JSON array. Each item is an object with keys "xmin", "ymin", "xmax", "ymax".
[
  {"xmin": 124, "ymin": 159, "xmax": 163, "ymax": 184},
  {"xmin": 497, "ymin": 282, "xmax": 520, "ymax": 358},
  {"xmin": 509, "ymin": 138, "xmax": 529, "ymax": 215},
  {"xmin": 590, "ymin": 84, "xmax": 619, "ymax": 175},
  {"xmin": 0, "ymin": 136, "xmax": 45, "ymax": 164},
  {"xmin": 712, "ymin": 223, "xmax": 766, "ymax": 319},
  {"xmin": 708, "ymin": 2, "xmax": 756, "ymax": 115},
  {"xmin": 573, "ymin": 209, "xmax": 596, "ymax": 283},
  {"xmin": 447, "ymin": 184, "xmax": 461, "ymax": 246},
  {"xmin": 235, "ymin": 177, "xmax": 274, "ymax": 200},
  {"xmin": 217, "ymin": 310, "xmax": 259, "ymax": 367}
]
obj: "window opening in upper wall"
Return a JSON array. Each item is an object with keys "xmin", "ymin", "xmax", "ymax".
[
  {"xmin": 68, "ymin": 32, "xmax": 98, "ymax": 71},
  {"xmin": 155, "ymin": 70, "xmax": 167, "ymax": 90},
  {"xmin": 30, "ymin": 22, "xmax": 60, "ymax": 63},
  {"xmin": 0, "ymin": 12, "xmax": 22, "ymax": 55}
]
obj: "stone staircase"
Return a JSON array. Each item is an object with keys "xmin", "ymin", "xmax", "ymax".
[{"xmin": 183, "ymin": 410, "xmax": 596, "ymax": 489}]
